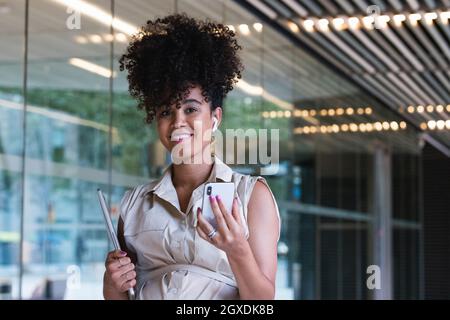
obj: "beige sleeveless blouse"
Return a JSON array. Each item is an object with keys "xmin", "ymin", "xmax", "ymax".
[{"xmin": 119, "ymin": 157, "xmax": 280, "ymax": 300}]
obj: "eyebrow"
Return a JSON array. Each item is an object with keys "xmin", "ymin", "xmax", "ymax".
[{"xmin": 182, "ymin": 98, "xmax": 202, "ymax": 105}]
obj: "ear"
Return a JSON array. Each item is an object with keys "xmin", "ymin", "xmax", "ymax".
[{"xmin": 212, "ymin": 107, "xmax": 223, "ymax": 131}]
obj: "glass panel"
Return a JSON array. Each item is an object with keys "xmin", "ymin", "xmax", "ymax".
[
  {"xmin": 0, "ymin": 0, "xmax": 25, "ymax": 300},
  {"xmin": 22, "ymin": 0, "xmax": 112, "ymax": 299}
]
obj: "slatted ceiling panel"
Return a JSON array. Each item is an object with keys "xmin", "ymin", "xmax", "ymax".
[
  {"xmin": 238, "ymin": 0, "xmax": 450, "ymax": 150},
  {"xmin": 178, "ymin": 0, "xmax": 224, "ymax": 22}
]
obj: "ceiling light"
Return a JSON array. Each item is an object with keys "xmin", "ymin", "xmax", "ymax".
[
  {"xmin": 424, "ymin": 12, "xmax": 438, "ymax": 25},
  {"xmin": 362, "ymin": 16, "xmax": 375, "ymax": 29},
  {"xmin": 103, "ymin": 34, "xmax": 114, "ymax": 42},
  {"xmin": 348, "ymin": 17, "xmax": 360, "ymax": 29},
  {"xmin": 417, "ymin": 105, "xmax": 424, "ymax": 113},
  {"xmin": 332, "ymin": 124, "xmax": 339, "ymax": 133},
  {"xmin": 115, "ymin": 33, "xmax": 127, "ymax": 42},
  {"xmin": 287, "ymin": 21, "xmax": 299, "ymax": 33},
  {"xmin": 440, "ymin": 11, "xmax": 449, "ymax": 24},
  {"xmin": 427, "ymin": 120, "xmax": 436, "ymax": 130},
  {"xmin": 375, "ymin": 15, "xmax": 390, "ymax": 29},
  {"xmin": 69, "ymin": 58, "xmax": 116, "ymax": 78},
  {"xmin": 239, "ymin": 24, "xmax": 250, "ymax": 35},
  {"xmin": 436, "ymin": 120, "xmax": 445, "ymax": 130},
  {"xmin": 253, "ymin": 22, "xmax": 263, "ymax": 32},
  {"xmin": 74, "ymin": 35, "xmax": 88, "ymax": 44},
  {"xmin": 242, "ymin": 81, "xmax": 261, "ymax": 97},
  {"xmin": 390, "ymin": 121, "xmax": 399, "ymax": 131},
  {"xmin": 375, "ymin": 122, "xmax": 383, "ymax": 131},
  {"xmin": 333, "ymin": 18, "xmax": 346, "ymax": 30},
  {"xmin": 317, "ymin": 19, "xmax": 329, "ymax": 31},
  {"xmin": 409, "ymin": 13, "xmax": 422, "ymax": 26},
  {"xmin": 359, "ymin": 123, "xmax": 366, "ymax": 132},
  {"xmin": 51, "ymin": 0, "xmax": 138, "ymax": 35},
  {"xmin": 89, "ymin": 34, "xmax": 102, "ymax": 43},
  {"xmin": 393, "ymin": 14, "xmax": 406, "ymax": 26},
  {"xmin": 302, "ymin": 19, "xmax": 315, "ymax": 32}
]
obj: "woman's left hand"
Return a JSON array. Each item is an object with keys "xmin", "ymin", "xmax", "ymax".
[{"xmin": 197, "ymin": 195, "xmax": 248, "ymax": 256}]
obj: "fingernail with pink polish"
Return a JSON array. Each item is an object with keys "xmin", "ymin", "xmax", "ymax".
[
  {"xmin": 216, "ymin": 195, "xmax": 221, "ymax": 201},
  {"xmin": 120, "ymin": 251, "xmax": 127, "ymax": 256},
  {"xmin": 209, "ymin": 195, "xmax": 215, "ymax": 202}
]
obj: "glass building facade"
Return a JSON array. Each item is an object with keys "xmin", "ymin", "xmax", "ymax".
[{"xmin": 1, "ymin": 0, "xmax": 448, "ymax": 299}]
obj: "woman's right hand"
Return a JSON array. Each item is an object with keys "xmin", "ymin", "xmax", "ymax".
[{"xmin": 103, "ymin": 250, "xmax": 136, "ymax": 297}]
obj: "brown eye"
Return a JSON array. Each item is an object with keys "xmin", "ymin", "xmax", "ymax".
[
  {"xmin": 185, "ymin": 107, "xmax": 197, "ymax": 114},
  {"xmin": 159, "ymin": 110, "xmax": 170, "ymax": 118}
]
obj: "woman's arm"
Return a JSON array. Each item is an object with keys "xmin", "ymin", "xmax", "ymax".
[
  {"xmin": 197, "ymin": 181, "xmax": 279, "ymax": 299},
  {"xmin": 228, "ymin": 181, "xmax": 279, "ymax": 299}
]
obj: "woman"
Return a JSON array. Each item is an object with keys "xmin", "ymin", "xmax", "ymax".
[{"xmin": 103, "ymin": 14, "xmax": 280, "ymax": 300}]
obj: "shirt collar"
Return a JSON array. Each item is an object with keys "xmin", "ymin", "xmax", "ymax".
[{"xmin": 141, "ymin": 157, "xmax": 233, "ymax": 198}]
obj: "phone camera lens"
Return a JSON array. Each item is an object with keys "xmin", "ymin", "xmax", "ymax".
[{"xmin": 207, "ymin": 186, "xmax": 212, "ymax": 195}]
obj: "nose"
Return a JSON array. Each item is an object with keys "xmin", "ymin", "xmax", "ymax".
[{"xmin": 172, "ymin": 109, "xmax": 186, "ymax": 129}]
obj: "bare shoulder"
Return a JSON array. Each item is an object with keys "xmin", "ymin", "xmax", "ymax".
[{"xmin": 247, "ymin": 180, "xmax": 279, "ymax": 228}]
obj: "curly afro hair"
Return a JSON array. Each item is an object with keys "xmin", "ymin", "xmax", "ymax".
[{"xmin": 119, "ymin": 13, "xmax": 244, "ymax": 123}]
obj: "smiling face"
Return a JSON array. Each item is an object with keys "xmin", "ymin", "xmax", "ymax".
[{"xmin": 156, "ymin": 85, "xmax": 222, "ymax": 163}]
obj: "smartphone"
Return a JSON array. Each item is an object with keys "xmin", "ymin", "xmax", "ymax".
[{"xmin": 201, "ymin": 182, "xmax": 235, "ymax": 229}]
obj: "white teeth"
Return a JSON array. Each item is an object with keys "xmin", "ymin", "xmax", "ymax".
[{"xmin": 170, "ymin": 134, "xmax": 192, "ymax": 141}]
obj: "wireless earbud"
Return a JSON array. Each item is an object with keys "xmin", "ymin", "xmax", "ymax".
[{"xmin": 212, "ymin": 117, "xmax": 218, "ymax": 132}]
